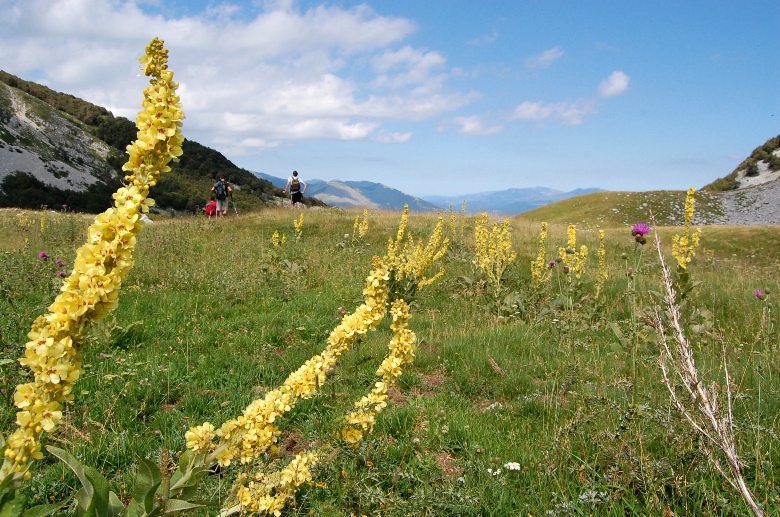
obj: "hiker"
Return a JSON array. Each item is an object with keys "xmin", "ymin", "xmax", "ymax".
[
  {"xmin": 211, "ymin": 175, "xmax": 233, "ymax": 217},
  {"xmin": 284, "ymin": 170, "xmax": 307, "ymax": 209},
  {"xmin": 204, "ymin": 197, "xmax": 217, "ymax": 218}
]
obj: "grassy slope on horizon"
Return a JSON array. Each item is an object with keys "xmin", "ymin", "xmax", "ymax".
[{"xmin": 514, "ymin": 189, "xmax": 725, "ymax": 228}]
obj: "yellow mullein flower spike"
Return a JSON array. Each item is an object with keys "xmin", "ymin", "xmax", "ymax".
[
  {"xmin": 531, "ymin": 222, "xmax": 550, "ymax": 287},
  {"xmin": 474, "ymin": 215, "xmax": 517, "ymax": 300},
  {"xmin": 341, "ymin": 299, "xmax": 416, "ymax": 448},
  {"xmin": 1, "ymin": 37, "xmax": 183, "ymax": 486},
  {"xmin": 672, "ymin": 188, "xmax": 702, "ymax": 270}
]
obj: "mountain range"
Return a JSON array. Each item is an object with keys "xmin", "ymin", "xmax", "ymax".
[
  {"xmin": 254, "ymin": 171, "xmax": 602, "ymax": 214},
  {"xmin": 253, "ymin": 172, "xmax": 440, "ymax": 212},
  {"xmin": 1, "ymin": 70, "xmax": 779, "ymax": 219}
]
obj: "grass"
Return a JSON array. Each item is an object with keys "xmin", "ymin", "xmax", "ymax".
[
  {"xmin": 1, "ymin": 203, "xmax": 779, "ymax": 516},
  {"xmin": 515, "ymin": 189, "xmax": 725, "ymax": 228}
]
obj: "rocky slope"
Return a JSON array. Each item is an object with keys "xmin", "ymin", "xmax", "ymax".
[
  {"xmin": 705, "ymin": 150, "xmax": 780, "ymax": 225},
  {"xmin": 0, "ymin": 83, "xmax": 119, "ymax": 190}
]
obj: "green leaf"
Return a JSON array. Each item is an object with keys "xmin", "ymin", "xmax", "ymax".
[
  {"xmin": 162, "ymin": 499, "xmax": 203, "ymax": 515},
  {"xmin": 608, "ymin": 322, "xmax": 629, "ymax": 348},
  {"xmin": 132, "ymin": 459, "xmax": 162, "ymax": 515},
  {"xmin": 45, "ymin": 446, "xmax": 111, "ymax": 517},
  {"xmin": 0, "ymin": 489, "xmax": 26, "ymax": 517},
  {"xmin": 107, "ymin": 492, "xmax": 126, "ymax": 517},
  {"xmin": 21, "ymin": 498, "xmax": 72, "ymax": 517}
]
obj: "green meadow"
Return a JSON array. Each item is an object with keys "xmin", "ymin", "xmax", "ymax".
[{"xmin": 1, "ymin": 202, "xmax": 778, "ymax": 516}]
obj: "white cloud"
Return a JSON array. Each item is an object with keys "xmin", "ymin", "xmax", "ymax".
[
  {"xmin": 374, "ymin": 131, "xmax": 413, "ymax": 143},
  {"xmin": 452, "ymin": 116, "xmax": 503, "ymax": 135},
  {"xmin": 598, "ymin": 71, "xmax": 630, "ymax": 98},
  {"xmin": 511, "ymin": 100, "xmax": 596, "ymax": 126},
  {"xmin": 525, "ymin": 46, "xmax": 564, "ymax": 69},
  {"xmin": 0, "ymin": 0, "xmax": 474, "ymax": 152},
  {"xmin": 372, "ymin": 45, "xmax": 447, "ymax": 90}
]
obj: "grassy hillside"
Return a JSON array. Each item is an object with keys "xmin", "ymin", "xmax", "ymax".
[
  {"xmin": 515, "ymin": 189, "xmax": 724, "ymax": 228},
  {"xmin": 1, "ymin": 201, "xmax": 777, "ymax": 515}
]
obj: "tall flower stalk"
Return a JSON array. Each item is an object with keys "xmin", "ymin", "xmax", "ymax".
[
  {"xmin": 1, "ymin": 37, "xmax": 183, "ymax": 488},
  {"xmin": 384, "ymin": 204, "xmax": 449, "ymax": 301},
  {"xmin": 531, "ymin": 222, "xmax": 551, "ymax": 288},
  {"xmin": 341, "ymin": 298, "xmax": 417, "ymax": 446},
  {"xmin": 671, "ymin": 188, "xmax": 702, "ymax": 299},
  {"xmin": 186, "ymin": 259, "xmax": 390, "ymax": 468},
  {"xmin": 474, "ymin": 213, "xmax": 517, "ymax": 302}
]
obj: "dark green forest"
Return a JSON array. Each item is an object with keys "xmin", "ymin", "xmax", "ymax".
[{"xmin": 0, "ymin": 71, "xmax": 326, "ymax": 213}]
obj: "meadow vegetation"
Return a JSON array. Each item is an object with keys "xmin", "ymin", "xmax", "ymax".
[{"xmin": 1, "ymin": 196, "xmax": 778, "ymax": 515}]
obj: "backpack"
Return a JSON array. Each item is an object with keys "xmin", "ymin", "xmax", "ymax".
[
  {"xmin": 215, "ymin": 180, "xmax": 228, "ymax": 200},
  {"xmin": 290, "ymin": 177, "xmax": 300, "ymax": 193},
  {"xmin": 205, "ymin": 201, "xmax": 217, "ymax": 216}
]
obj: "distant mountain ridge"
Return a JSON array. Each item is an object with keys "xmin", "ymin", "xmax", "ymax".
[
  {"xmin": 254, "ymin": 171, "xmax": 604, "ymax": 215},
  {"xmin": 424, "ymin": 187, "xmax": 604, "ymax": 215},
  {"xmin": 253, "ymin": 172, "xmax": 439, "ymax": 212}
]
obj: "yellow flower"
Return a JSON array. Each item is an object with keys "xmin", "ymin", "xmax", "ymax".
[
  {"xmin": 2, "ymin": 36, "xmax": 184, "ymax": 485},
  {"xmin": 595, "ymin": 229, "xmax": 608, "ymax": 296},
  {"xmin": 474, "ymin": 215, "xmax": 516, "ymax": 298},
  {"xmin": 188, "ymin": 261, "xmax": 389, "ymax": 467},
  {"xmin": 531, "ymin": 222, "xmax": 550, "ymax": 287},
  {"xmin": 672, "ymin": 188, "xmax": 702, "ymax": 270},
  {"xmin": 341, "ymin": 299, "xmax": 415, "ymax": 448}
]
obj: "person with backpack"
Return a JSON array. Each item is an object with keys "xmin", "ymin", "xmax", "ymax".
[
  {"xmin": 284, "ymin": 170, "xmax": 307, "ymax": 209},
  {"xmin": 203, "ymin": 196, "xmax": 217, "ymax": 218},
  {"xmin": 211, "ymin": 174, "xmax": 233, "ymax": 217}
]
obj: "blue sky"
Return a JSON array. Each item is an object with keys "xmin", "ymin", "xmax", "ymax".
[{"xmin": 1, "ymin": 0, "xmax": 778, "ymax": 197}]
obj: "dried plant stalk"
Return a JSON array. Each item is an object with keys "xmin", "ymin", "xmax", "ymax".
[{"xmin": 651, "ymin": 231, "xmax": 764, "ymax": 517}]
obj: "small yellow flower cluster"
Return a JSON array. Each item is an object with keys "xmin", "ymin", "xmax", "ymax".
[
  {"xmin": 474, "ymin": 213, "xmax": 517, "ymax": 298},
  {"xmin": 595, "ymin": 229, "xmax": 609, "ymax": 296},
  {"xmin": 353, "ymin": 208, "xmax": 369, "ymax": 240},
  {"xmin": 185, "ymin": 260, "xmax": 390, "ymax": 467},
  {"xmin": 1, "ymin": 37, "xmax": 183, "ymax": 486},
  {"xmin": 341, "ymin": 299, "xmax": 416, "ymax": 446},
  {"xmin": 124, "ymin": 38, "xmax": 184, "ymax": 189},
  {"xmin": 233, "ymin": 451, "xmax": 317, "ymax": 516},
  {"xmin": 293, "ymin": 213, "xmax": 304, "ymax": 241},
  {"xmin": 446, "ymin": 201, "xmax": 469, "ymax": 243},
  {"xmin": 531, "ymin": 222, "xmax": 550, "ymax": 287},
  {"xmin": 448, "ymin": 204, "xmax": 457, "ymax": 239},
  {"xmin": 558, "ymin": 225, "xmax": 588, "ymax": 280},
  {"xmin": 672, "ymin": 188, "xmax": 702, "ymax": 270},
  {"xmin": 272, "ymin": 230, "xmax": 281, "ymax": 248},
  {"xmin": 384, "ymin": 205, "xmax": 449, "ymax": 292}
]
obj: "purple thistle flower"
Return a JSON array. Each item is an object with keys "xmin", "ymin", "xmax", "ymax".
[
  {"xmin": 548, "ymin": 261, "xmax": 556, "ymax": 268},
  {"xmin": 631, "ymin": 222, "xmax": 651, "ymax": 237},
  {"xmin": 57, "ymin": 270, "xmax": 66, "ymax": 277},
  {"xmin": 55, "ymin": 259, "xmax": 67, "ymax": 267},
  {"xmin": 38, "ymin": 251, "xmax": 48, "ymax": 260},
  {"xmin": 755, "ymin": 289, "xmax": 764, "ymax": 300}
]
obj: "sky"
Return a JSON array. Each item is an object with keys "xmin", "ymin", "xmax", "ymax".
[{"xmin": 1, "ymin": 0, "xmax": 778, "ymax": 198}]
